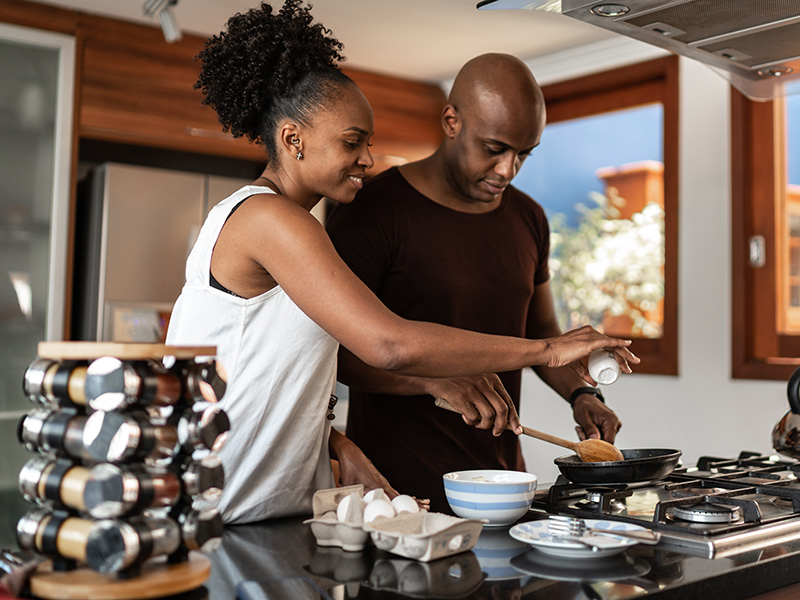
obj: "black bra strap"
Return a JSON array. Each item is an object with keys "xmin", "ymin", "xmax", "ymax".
[{"xmin": 209, "ymin": 196, "xmax": 251, "ymax": 297}]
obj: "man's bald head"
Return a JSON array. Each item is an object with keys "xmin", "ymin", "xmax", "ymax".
[
  {"xmin": 448, "ymin": 53, "xmax": 545, "ymax": 132},
  {"xmin": 426, "ymin": 53, "xmax": 546, "ymax": 208}
]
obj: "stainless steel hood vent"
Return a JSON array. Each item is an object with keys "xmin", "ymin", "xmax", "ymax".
[{"xmin": 478, "ymin": 0, "xmax": 800, "ymax": 100}]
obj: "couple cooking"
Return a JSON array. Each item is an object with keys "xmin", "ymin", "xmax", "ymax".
[{"xmin": 166, "ymin": 0, "xmax": 638, "ymax": 523}]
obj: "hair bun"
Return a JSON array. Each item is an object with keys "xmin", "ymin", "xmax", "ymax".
[{"xmin": 195, "ymin": 0, "xmax": 347, "ymax": 147}]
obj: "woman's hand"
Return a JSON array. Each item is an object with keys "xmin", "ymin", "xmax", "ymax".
[
  {"xmin": 543, "ymin": 326, "xmax": 640, "ymax": 385},
  {"xmin": 328, "ymin": 428, "xmax": 430, "ymax": 510}
]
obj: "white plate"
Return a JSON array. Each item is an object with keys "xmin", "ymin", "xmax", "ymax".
[{"xmin": 508, "ymin": 519, "xmax": 647, "ymax": 558}]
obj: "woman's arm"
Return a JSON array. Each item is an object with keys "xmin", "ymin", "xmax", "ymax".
[{"xmin": 228, "ymin": 195, "xmax": 638, "ymax": 379}]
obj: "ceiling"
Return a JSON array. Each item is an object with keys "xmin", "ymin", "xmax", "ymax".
[{"xmin": 35, "ymin": 0, "xmax": 617, "ymax": 82}]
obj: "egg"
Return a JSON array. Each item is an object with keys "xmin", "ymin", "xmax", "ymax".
[
  {"xmin": 336, "ymin": 492, "xmax": 365, "ymax": 523},
  {"xmin": 391, "ymin": 494, "xmax": 420, "ymax": 515},
  {"xmin": 363, "ymin": 498, "xmax": 396, "ymax": 523},
  {"xmin": 363, "ymin": 488, "xmax": 388, "ymax": 504}
]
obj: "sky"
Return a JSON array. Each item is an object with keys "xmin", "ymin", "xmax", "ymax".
[
  {"xmin": 789, "ymin": 81, "xmax": 800, "ymax": 185},
  {"xmin": 515, "ymin": 104, "xmax": 663, "ymax": 225},
  {"xmin": 515, "ymin": 94, "xmax": 800, "ymax": 224}
]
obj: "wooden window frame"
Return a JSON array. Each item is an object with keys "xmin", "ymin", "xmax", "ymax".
[
  {"xmin": 542, "ymin": 56, "xmax": 680, "ymax": 376},
  {"xmin": 732, "ymin": 89, "xmax": 800, "ymax": 380}
]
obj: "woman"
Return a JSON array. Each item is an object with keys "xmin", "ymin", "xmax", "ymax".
[{"xmin": 167, "ymin": 0, "xmax": 638, "ymax": 524}]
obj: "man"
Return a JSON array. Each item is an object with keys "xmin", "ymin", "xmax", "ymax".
[{"xmin": 326, "ymin": 53, "xmax": 622, "ymax": 512}]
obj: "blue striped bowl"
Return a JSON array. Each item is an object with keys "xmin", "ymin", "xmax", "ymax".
[{"xmin": 443, "ymin": 470, "xmax": 538, "ymax": 526}]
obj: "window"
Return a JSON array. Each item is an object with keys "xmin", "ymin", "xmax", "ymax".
[
  {"xmin": 732, "ymin": 80, "xmax": 800, "ymax": 380},
  {"xmin": 517, "ymin": 57, "xmax": 679, "ymax": 376}
]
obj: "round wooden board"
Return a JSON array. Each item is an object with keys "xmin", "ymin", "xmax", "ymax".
[
  {"xmin": 37, "ymin": 342, "xmax": 217, "ymax": 361},
  {"xmin": 29, "ymin": 554, "xmax": 210, "ymax": 600}
]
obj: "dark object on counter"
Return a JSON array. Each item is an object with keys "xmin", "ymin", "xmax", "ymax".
[
  {"xmin": 554, "ymin": 448, "xmax": 682, "ymax": 484},
  {"xmin": 772, "ymin": 365, "xmax": 800, "ymax": 458}
]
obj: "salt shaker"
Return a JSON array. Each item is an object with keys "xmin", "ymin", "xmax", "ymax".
[{"xmin": 588, "ymin": 349, "xmax": 620, "ymax": 385}]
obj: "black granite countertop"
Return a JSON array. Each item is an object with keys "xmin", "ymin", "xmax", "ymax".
[{"xmin": 202, "ymin": 513, "xmax": 800, "ymax": 600}]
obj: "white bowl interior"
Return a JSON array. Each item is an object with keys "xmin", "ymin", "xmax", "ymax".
[{"xmin": 443, "ymin": 470, "xmax": 538, "ymax": 485}]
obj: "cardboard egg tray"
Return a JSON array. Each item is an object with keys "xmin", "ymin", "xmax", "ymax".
[
  {"xmin": 304, "ymin": 486, "xmax": 484, "ymax": 561},
  {"xmin": 304, "ymin": 485, "xmax": 371, "ymax": 551},
  {"xmin": 363, "ymin": 512, "xmax": 483, "ymax": 562}
]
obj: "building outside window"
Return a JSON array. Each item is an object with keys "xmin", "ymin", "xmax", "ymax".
[
  {"xmin": 515, "ymin": 57, "xmax": 679, "ymax": 376},
  {"xmin": 516, "ymin": 104, "xmax": 664, "ymax": 340}
]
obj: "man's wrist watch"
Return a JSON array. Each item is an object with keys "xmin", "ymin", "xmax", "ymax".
[{"xmin": 568, "ymin": 386, "xmax": 605, "ymax": 407}]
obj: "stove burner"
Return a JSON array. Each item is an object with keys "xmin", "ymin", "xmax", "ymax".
[
  {"xmin": 585, "ymin": 487, "xmax": 621, "ymax": 504},
  {"xmin": 669, "ymin": 502, "xmax": 741, "ymax": 524},
  {"xmin": 672, "ymin": 487, "xmax": 728, "ymax": 497},
  {"xmin": 572, "ymin": 487, "xmax": 629, "ymax": 512}
]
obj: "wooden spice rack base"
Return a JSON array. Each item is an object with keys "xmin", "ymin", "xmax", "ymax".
[
  {"xmin": 29, "ymin": 553, "xmax": 211, "ymax": 600},
  {"xmin": 36, "ymin": 342, "xmax": 217, "ymax": 361}
]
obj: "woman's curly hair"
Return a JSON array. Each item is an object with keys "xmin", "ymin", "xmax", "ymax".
[{"xmin": 195, "ymin": 0, "xmax": 353, "ymax": 162}]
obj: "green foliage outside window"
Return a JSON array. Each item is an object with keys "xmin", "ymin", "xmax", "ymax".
[{"xmin": 548, "ymin": 188, "xmax": 665, "ymax": 338}]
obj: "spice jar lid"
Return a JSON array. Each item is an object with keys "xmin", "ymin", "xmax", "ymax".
[{"xmin": 85, "ymin": 357, "xmax": 142, "ymax": 411}]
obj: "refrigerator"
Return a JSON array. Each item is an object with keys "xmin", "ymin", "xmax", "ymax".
[{"xmin": 72, "ymin": 162, "xmax": 252, "ymax": 342}]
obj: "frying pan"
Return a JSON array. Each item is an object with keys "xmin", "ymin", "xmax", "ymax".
[{"xmin": 554, "ymin": 448, "xmax": 682, "ymax": 484}]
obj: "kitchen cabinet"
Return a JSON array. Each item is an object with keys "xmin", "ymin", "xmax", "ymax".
[{"xmin": 0, "ymin": 22, "xmax": 74, "ymax": 491}]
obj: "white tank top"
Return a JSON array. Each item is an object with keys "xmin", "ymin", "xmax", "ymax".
[{"xmin": 166, "ymin": 185, "xmax": 338, "ymax": 524}]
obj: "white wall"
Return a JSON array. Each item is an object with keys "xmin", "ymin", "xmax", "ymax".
[{"xmin": 517, "ymin": 41, "xmax": 787, "ymax": 483}]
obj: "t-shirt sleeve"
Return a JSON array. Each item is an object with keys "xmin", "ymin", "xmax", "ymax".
[{"xmin": 326, "ymin": 197, "xmax": 392, "ymax": 294}]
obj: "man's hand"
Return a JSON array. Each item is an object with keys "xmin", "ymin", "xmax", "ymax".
[
  {"xmin": 572, "ymin": 394, "xmax": 622, "ymax": 443},
  {"xmin": 426, "ymin": 374, "xmax": 522, "ymax": 437}
]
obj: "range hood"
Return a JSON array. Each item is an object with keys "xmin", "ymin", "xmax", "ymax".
[{"xmin": 477, "ymin": 0, "xmax": 800, "ymax": 101}]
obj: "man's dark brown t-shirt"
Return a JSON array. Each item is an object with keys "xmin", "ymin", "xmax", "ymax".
[{"xmin": 326, "ymin": 167, "xmax": 551, "ymax": 512}]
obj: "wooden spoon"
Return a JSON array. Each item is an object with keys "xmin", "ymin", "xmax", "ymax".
[{"xmin": 434, "ymin": 398, "xmax": 625, "ymax": 463}]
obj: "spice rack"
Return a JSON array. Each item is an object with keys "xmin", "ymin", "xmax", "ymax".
[{"xmin": 16, "ymin": 342, "xmax": 229, "ymax": 600}]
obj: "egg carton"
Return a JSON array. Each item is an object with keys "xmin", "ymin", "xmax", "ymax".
[
  {"xmin": 304, "ymin": 485, "xmax": 371, "ymax": 551},
  {"xmin": 363, "ymin": 512, "xmax": 484, "ymax": 562}
]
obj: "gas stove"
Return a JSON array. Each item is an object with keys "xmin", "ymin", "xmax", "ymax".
[{"xmin": 530, "ymin": 451, "xmax": 800, "ymax": 558}]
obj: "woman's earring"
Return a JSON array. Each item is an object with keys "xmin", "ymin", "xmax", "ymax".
[{"xmin": 296, "ymin": 151, "xmax": 303, "ymax": 160}]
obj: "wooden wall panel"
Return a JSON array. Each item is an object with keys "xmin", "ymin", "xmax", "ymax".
[
  {"xmin": 0, "ymin": 0, "xmax": 76, "ymax": 34},
  {"xmin": 76, "ymin": 13, "xmax": 263, "ymax": 160}
]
